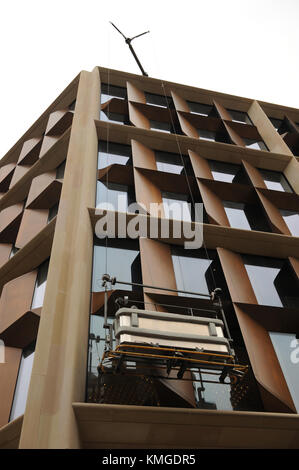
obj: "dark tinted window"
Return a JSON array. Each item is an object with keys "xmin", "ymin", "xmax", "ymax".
[
  {"xmin": 259, "ymin": 169, "xmax": 293, "ymax": 192},
  {"xmin": 197, "ymin": 129, "xmax": 216, "ymax": 141},
  {"xmin": 10, "ymin": 342, "xmax": 36, "ymax": 421},
  {"xmin": 92, "ymin": 239, "xmax": 142, "ymax": 292},
  {"xmin": 98, "ymin": 142, "xmax": 132, "ymax": 169},
  {"xmin": 145, "ymin": 92, "xmax": 171, "ymax": 108},
  {"xmin": 162, "ymin": 192, "xmax": 192, "ymax": 222},
  {"xmin": 155, "ymin": 151, "xmax": 184, "ymax": 174},
  {"xmin": 56, "ymin": 160, "xmax": 66, "ymax": 179},
  {"xmin": 150, "ymin": 120, "xmax": 172, "ymax": 133},
  {"xmin": 227, "ymin": 109, "xmax": 252, "ymax": 125},
  {"xmin": 269, "ymin": 332, "xmax": 299, "ymax": 412},
  {"xmin": 187, "ymin": 101, "xmax": 212, "ymax": 116},
  {"xmin": 198, "ymin": 129, "xmax": 230, "ymax": 144},
  {"xmin": 243, "ymin": 138, "xmax": 268, "ymax": 151},
  {"xmin": 209, "ymin": 160, "xmax": 246, "ymax": 184},
  {"xmin": 48, "ymin": 203, "xmax": 59, "ymax": 222},
  {"xmin": 243, "ymin": 255, "xmax": 299, "ymax": 308},
  {"xmin": 224, "ymin": 201, "xmax": 271, "ymax": 232},
  {"xmin": 171, "ymin": 247, "xmax": 215, "ymax": 297},
  {"xmin": 31, "ymin": 260, "xmax": 49, "ymax": 309},
  {"xmin": 100, "ymin": 110, "xmax": 128, "ymax": 125},
  {"xmin": 223, "ymin": 201, "xmax": 251, "ymax": 230},
  {"xmin": 280, "ymin": 210, "xmax": 299, "ymax": 236},
  {"xmin": 101, "ymin": 84, "xmax": 127, "ymax": 103},
  {"xmin": 269, "ymin": 117, "xmax": 283, "ymax": 130},
  {"xmin": 96, "ymin": 181, "xmax": 135, "ymax": 211}
]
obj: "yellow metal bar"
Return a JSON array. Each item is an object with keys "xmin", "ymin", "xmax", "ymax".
[
  {"xmin": 115, "ymin": 343, "xmax": 234, "ymax": 361},
  {"xmin": 105, "ymin": 350, "xmax": 248, "ymax": 371}
]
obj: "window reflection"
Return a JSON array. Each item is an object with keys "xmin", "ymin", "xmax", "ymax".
[
  {"xmin": 197, "ymin": 129, "xmax": 216, "ymax": 141},
  {"xmin": 88, "ymin": 315, "xmax": 113, "ymax": 379},
  {"xmin": 162, "ymin": 192, "xmax": 192, "ymax": 222},
  {"xmin": 243, "ymin": 138, "xmax": 268, "ymax": 151},
  {"xmin": 96, "ymin": 181, "xmax": 135, "ymax": 212},
  {"xmin": 48, "ymin": 202, "xmax": 59, "ymax": 222},
  {"xmin": 150, "ymin": 120, "xmax": 172, "ymax": 133},
  {"xmin": 193, "ymin": 370, "xmax": 233, "ymax": 410},
  {"xmin": 9, "ymin": 245, "xmax": 19, "ymax": 259},
  {"xmin": 100, "ymin": 110, "xmax": 128, "ymax": 125},
  {"xmin": 31, "ymin": 260, "xmax": 49, "ymax": 309},
  {"xmin": 10, "ymin": 343, "xmax": 35, "ymax": 421},
  {"xmin": 259, "ymin": 169, "xmax": 293, "ymax": 193},
  {"xmin": 243, "ymin": 256, "xmax": 299, "ymax": 308},
  {"xmin": 92, "ymin": 241, "xmax": 142, "ymax": 292},
  {"xmin": 227, "ymin": 109, "xmax": 252, "ymax": 125},
  {"xmin": 145, "ymin": 92, "xmax": 171, "ymax": 108},
  {"xmin": 209, "ymin": 160, "xmax": 244, "ymax": 183},
  {"xmin": 56, "ymin": 160, "xmax": 66, "ymax": 179},
  {"xmin": 187, "ymin": 101, "xmax": 212, "ymax": 116},
  {"xmin": 269, "ymin": 117, "xmax": 283, "ymax": 130},
  {"xmin": 155, "ymin": 151, "xmax": 184, "ymax": 174},
  {"xmin": 280, "ymin": 210, "xmax": 299, "ymax": 236},
  {"xmin": 197, "ymin": 129, "xmax": 230, "ymax": 144},
  {"xmin": 269, "ymin": 332, "xmax": 299, "ymax": 412},
  {"xmin": 100, "ymin": 84, "xmax": 127, "ymax": 103},
  {"xmin": 171, "ymin": 247, "xmax": 213, "ymax": 297},
  {"xmin": 98, "ymin": 142, "xmax": 132, "ymax": 169},
  {"xmin": 223, "ymin": 201, "xmax": 251, "ymax": 230}
]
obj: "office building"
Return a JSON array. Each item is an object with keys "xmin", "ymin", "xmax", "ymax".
[{"xmin": 0, "ymin": 66, "xmax": 298, "ymax": 449}]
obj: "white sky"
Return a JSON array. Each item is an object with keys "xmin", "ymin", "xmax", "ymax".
[{"xmin": 0, "ymin": 0, "xmax": 298, "ymax": 159}]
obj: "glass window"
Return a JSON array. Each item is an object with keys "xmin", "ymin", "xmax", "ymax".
[
  {"xmin": 280, "ymin": 210, "xmax": 299, "ymax": 236},
  {"xmin": 68, "ymin": 100, "xmax": 76, "ymax": 111},
  {"xmin": 10, "ymin": 343, "xmax": 35, "ymax": 421},
  {"xmin": 48, "ymin": 203, "xmax": 59, "ymax": 222},
  {"xmin": 243, "ymin": 204, "xmax": 271, "ymax": 233},
  {"xmin": 227, "ymin": 109, "xmax": 252, "ymax": 125},
  {"xmin": 145, "ymin": 92, "xmax": 170, "ymax": 108},
  {"xmin": 244, "ymin": 258, "xmax": 283, "ymax": 307},
  {"xmin": 92, "ymin": 241, "xmax": 142, "ymax": 292},
  {"xmin": 162, "ymin": 192, "xmax": 192, "ymax": 222},
  {"xmin": 269, "ymin": 117, "xmax": 283, "ymax": 130},
  {"xmin": 243, "ymin": 256, "xmax": 299, "ymax": 308},
  {"xmin": 9, "ymin": 246, "xmax": 19, "ymax": 259},
  {"xmin": 223, "ymin": 201, "xmax": 251, "ymax": 230},
  {"xmin": 31, "ymin": 260, "xmax": 49, "ymax": 309},
  {"xmin": 209, "ymin": 160, "xmax": 243, "ymax": 183},
  {"xmin": 98, "ymin": 142, "xmax": 131, "ymax": 169},
  {"xmin": 100, "ymin": 110, "xmax": 128, "ymax": 125},
  {"xmin": 101, "ymin": 84, "xmax": 126, "ymax": 103},
  {"xmin": 56, "ymin": 160, "xmax": 66, "ymax": 179},
  {"xmin": 88, "ymin": 315, "xmax": 113, "ymax": 381},
  {"xmin": 150, "ymin": 120, "xmax": 172, "ymax": 133},
  {"xmin": 187, "ymin": 101, "xmax": 212, "ymax": 116},
  {"xmin": 171, "ymin": 247, "xmax": 213, "ymax": 298},
  {"xmin": 96, "ymin": 181, "xmax": 135, "ymax": 212},
  {"xmin": 259, "ymin": 169, "xmax": 293, "ymax": 192},
  {"xmin": 193, "ymin": 370, "xmax": 233, "ymax": 410},
  {"xmin": 197, "ymin": 129, "xmax": 216, "ymax": 141},
  {"xmin": 269, "ymin": 332, "xmax": 299, "ymax": 412},
  {"xmin": 243, "ymin": 138, "xmax": 268, "ymax": 151},
  {"xmin": 155, "ymin": 151, "xmax": 184, "ymax": 174}
]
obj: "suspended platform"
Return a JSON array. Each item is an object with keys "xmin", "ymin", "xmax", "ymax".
[{"xmin": 94, "ymin": 303, "xmax": 249, "ymax": 407}]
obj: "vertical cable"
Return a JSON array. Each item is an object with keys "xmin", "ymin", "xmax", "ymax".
[{"xmin": 150, "ymin": 33, "xmax": 217, "ymax": 291}]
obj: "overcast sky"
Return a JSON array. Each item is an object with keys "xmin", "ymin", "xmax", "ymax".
[{"xmin": 0, "ymin": 0, "xmax": 298, "ymax": 158}]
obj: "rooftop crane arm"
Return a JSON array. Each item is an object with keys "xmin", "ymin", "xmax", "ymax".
[{"xmin": 110, "ymin": 22, "xmax": 150, "ymax": 77}]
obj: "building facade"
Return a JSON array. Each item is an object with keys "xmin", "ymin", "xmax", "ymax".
[{"xmin": 0, "ymin": 66, "xmax": 298, "ymax": 449}]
